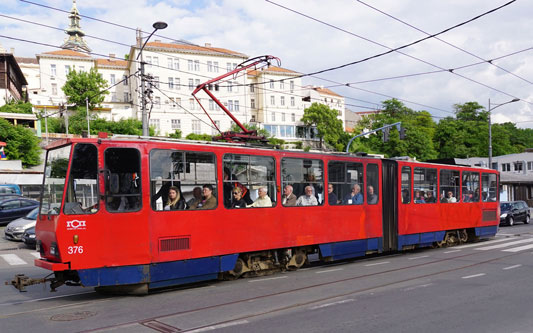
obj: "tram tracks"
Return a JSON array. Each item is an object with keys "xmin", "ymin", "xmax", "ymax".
[{"xmin": 76, "ymin": 246, "xmax": 524, "ymax": 333}]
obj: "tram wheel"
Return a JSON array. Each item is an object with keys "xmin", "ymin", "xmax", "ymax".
[
  {"xmin": 459, "ymin": 229, "xmax": 468, "ymax": 243},
  {"xmin": 229, "ymin": 258, "xmax": 247, "ymax": 279}
]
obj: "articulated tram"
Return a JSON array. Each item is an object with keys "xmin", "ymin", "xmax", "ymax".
[{"xmin": 10, "ymin": 135, "xmax": 499, "ymax": 293}]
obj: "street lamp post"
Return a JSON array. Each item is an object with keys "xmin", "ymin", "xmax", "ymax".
[
  {"xmin": 488, "ymin": 98, "xmax": 519, "ymax": 169},
  {"xmin": 137, "ymin": 21, "xmax": 168, "ymax": 137}
]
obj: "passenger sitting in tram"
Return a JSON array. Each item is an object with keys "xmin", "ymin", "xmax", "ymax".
[
  {"xmin": 445, "ymin": 191, "xmax": 457, "ymax": 203},
  {"xmin": 164, "ymin": 186, "xmax": 186, "ymax": 210},
  {"xmin": 367, "ymin": 185, "xmax": 378, "ymax": 204},
  {"xmin": 425, "ymin": 191, "xmax": 437, "ymax": 203},
  {"xmin": 231, "ymin": 187, "xmax": 247, "ymax": 208},
  {"xmin": 247, "ymin": 186, "xmax": 272, "ymax": 208},
  {"xmin": 189, "ymin": 184, "xmax": 217, "ymax": 210},
  {"xmin": 282, "ymin": 185, "xmax": 297, "ymax": 206},
  {"xmin": 401, "ymin": 189, "xmax": 410, "ymax": 203},
  {"xmin": 463, "ymin": 191, "xmax": 473, "ymax": 202},
  {"xmin": 328, "ymin": 184, "xmax": 338, "ymax": 205},
  {"xmin": 223, "ymin": 167, "xmax": 253, "ymax": 207},
  {"xmin": 414, "ymin": 190, "xmax": 425, "ymax": 203},
  {"xmin": 343, "ymin": 184, "xmax": 363, "ymax": 205},
  {"xmin": 296, "ymin": 185, "xmax": 319, "ymax": 206},
  {"xmin": 186, "ymin": 187, "xmax": 202, "ymax": 209}
]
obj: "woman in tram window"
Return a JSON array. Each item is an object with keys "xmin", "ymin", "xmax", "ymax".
[{"xmin": 164, "ymin": 186, "xmax": 186, "ymax": 210}]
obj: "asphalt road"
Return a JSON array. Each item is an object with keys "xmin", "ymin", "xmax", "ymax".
[{"xmin": 1, "ymin": 223, "xmax": 533, "ymax": 333}]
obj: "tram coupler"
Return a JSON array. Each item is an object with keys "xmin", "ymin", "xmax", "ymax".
[{"xmin": 6, "ymin": 274, "xmax": 49, "ymax": 292}]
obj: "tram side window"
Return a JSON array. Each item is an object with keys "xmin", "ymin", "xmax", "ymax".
[
  {"xmin": 440, "ymin": 169, "xmax": 460, "ymax": 203},
  {"xmin": 223, "ymin": 154, "xmax": 276, "ymax": 208},
  {"xmin": 282, "ymin": 158, "xmax": 324, "ymax": 206},
  {"xmin": 401, "ymin": 166, "xmax": 411, "ymax": 204},
  {"xmin": 149, "ymin": 150, "xmax": 217, "ymax": 210},
  {"xmin": 413, "ymin": 168, "xmax": 437, "ymax": 204},
  {"xmin": 462, "ymin": 171, "xmax": 480, "ymax": 203},
  {"xmin": 481, "ymin": 173, "xmax": 498, "ymax": 202},
  {"xmin": 366, "ymin": 163, "xmax": 379, "ymax": 205},
  {"xmin": 105, "ymin": 148, "xmax": 142, "ymax": 212},
  {"xmin": 64, "ymin": 144, "xmax": 99, "ymax": 215},
  {"xmin": 328, "ymin": 161, "xmax": 363, "ymax": 205}
]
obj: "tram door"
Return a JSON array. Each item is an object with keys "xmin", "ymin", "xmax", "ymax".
[{"xmin": 381, "ymin": 160, "xmax": 398, "ymax": 252}]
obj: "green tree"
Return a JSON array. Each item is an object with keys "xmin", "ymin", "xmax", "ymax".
[
  {"xmin": 0, "ymin": 118, "xmax": 41, "ymax": 167},
  {"xmin": 185, "ymin": 133, "xmax": 213, "ymax": 141},
  {"xmin": 301, "ymin": 102, "xmax": 344, "ymax": 150},
  {"xmin": 62, "ymin": 68, "xmax": 108, "ymax": 109},
  {"xmin": 0, "ymin": 101, "xmax": 33, "ymax": 114}
]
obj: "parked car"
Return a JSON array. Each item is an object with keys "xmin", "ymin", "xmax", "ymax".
[
  {"xmin": 0, "ymin": 198, "xmax": 39, "ymax": 225},
  {"xmin": 0, "ymin": 184, "xmax": 22, "ymax": 195},
  {"xmin": 500, "ymin": 201, "xmax": 531, "ymax": 226},
  {"xmin": 22, "ymin": 226, "xmax": 37, "ymax": 249},
  {"xmin": 4, "ymin": 207, "xmax": 38, "ymax": 241}
]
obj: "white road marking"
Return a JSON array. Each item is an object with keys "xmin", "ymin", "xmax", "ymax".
[
  {"xmin": 316, "ymin": 268, "xmax": 344, "ymax": 274},
  {"xmin": 248, "ymin": 276, "xmax": 287, "ymax": 283},
  {"xmin": 364, "ymin": 261, "xmax": 390, "ymax": 267},
  {"xmin": 503, "ymin": 264, "xmax": 522, "ymax": 270},
  {"xmin": 457, "ymin": 237, "xmax": 517, "ymax": 249},
  {"xmin": 462, "ymin": 273, "xmax": 486, "ymax": 279},
  {"xmin": 188, "ymin": 320, "xmax": 249, "ymax": 332},
  {"xmin": 503, "ymin": 243, "xmax": 533, "ymax": 252},
  {"xmin": 476, "ymin": 238, "xmax": 533, "ymax": 251},
  {"xmin": 443, "ymin": 250, "xmax": 461, "ymax": 254},
  {"xmin": 0, "ymin": 254, "xmax": 27, "ymax": 265},
  {"xmin": 310, "ymin": 299, "xmax": 354, "ymax": 310},
  {"xmin": 408, "ymin": 255, "xmax": 429, "ymax": 260},
  {"xmin": 403, "ymin": 283, "xmax": 433, "ymax": 291},
  {"xmin": 30, "ymin": 252, "xmax": 41, "ymax": 259},
  {"xmin": 498, "ymin": 233, "xmax": 514, "ymax": 236}
]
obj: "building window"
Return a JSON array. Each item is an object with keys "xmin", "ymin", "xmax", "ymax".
[
  {"xmin": 110, "ymin": 74, "xmax": 116, "ymax": 85},
  {"xmin": 227, "ymin": 82, "xmax": 232, "ymax": 93},
  {"xmin": 214, "ymin": 61, "xmax": 219, "ymax": 73},
  {"xmin": 111, "ymin": 92, "xmax": 118, "ymax": 102},
  {"xmin": 51, "ymin": 83, "xmax": 57, "ymax": 95},
  {"xmin": 207, "ymin": 61, "xmax": 213, "ymax": 72},
  {"xmin": 171, "ymin": 119, "xmax": 181, "ymax": 130},
  {"xmin": 228, "ymin": 100, "xmax": 234, "ymax": 111},
  {"xmin": 270, "ymin": 96, "xmax": 275, "ymax": 106},
  {"xmin": 78, "ymin": 66, "xmax": 85, "ymax": 72},
  {"xmin": 514, "ymin": 162, "xmax": 523, "ymax": 172},
  {"xmin": 189, "ymin": 98, "xmax": 195, "ymax": 110},
  {"xmin": 271, "ymin": 112, "xmax": 276, "ymax": 122},
  {"xmin": 123, "ymin": 92, "xmax": 129, "ymax": 102},
  {"xmin": 528, "ymin": 161, "xmax": 533, "ymax": 171},
  {"xmin": 64, "ymin": 65, "xmax": 70, "ymax": 75},
  {"xmin": 174, "ymin": 78, "xmax": 180, "ymax": 90},
  {"xmin": 176, "ymin": 98, "xmax": 181, "ymax": 106},
  {"xmin": 149, "ymin": 118, "xmax": 160, "ymax": 131},
  {"xmin": 188, "ymin": 60, "xmax": 193, "ymax": 71},
  {"xmin": 174, "ymin": 59, "xmax": 179, "ymax": 70},
  {"xmin": 194, "ymin": 60, "xmax": 200, "ymax": 71},
  {"xmin": 280, "ymin": 81, "xmax": 284, "ymax": 90},
  {"xmin": 250, "ymin": 84, "xmax": 255, "ymax": 93},
  {"xmin": 291, "ymin": 113, "xmax": 295, "ymax": 122},
  {"xmin": 212, "ymin": 120, "xmax": 220, "ymax": 135},
  {"xmin": 280, "ymin": 96, "xmax": 285, "ymax": 106},
  {"xmin": 233, "ymin": 81, "xmax": 239, "ymax": 93},
  {"xmin": 290, "ymin": 80, "xmax": 294, "ymax": 93},
  {"xmin": 123, "ymin": 75, "xmax": 128, "ymax": 85},
  {"xmin": 167, "ymin": 58, "xmax": 173, "ymax": 69},
  {"xmin": 502, "ymin": 163, "xmax": 511, "ymax": 172},
  {"xmin": 146, "ymin": 56, "xmax": 152, "ymax": 67},
  {"xmin": 269, "ymin": 80, "xmax": 274, "ymax": 89},
  {"xmin": 188, "ymin": 79, "xmax": 194, "ymax": 90},
  {"xmin": 209, "ymin": 100, "xmax": 214, "ymax": 110},
  {"xmin": 251, "ymin": 98, "xmax": 256, "ymax": 109},
  {"xmin": 153, "ymin": 57, "xmax": 159, "ymax": 67},
  {"xmin": 50, "ymin": 64, "xmax": 56, "ymax": 76},
  {"xmin": 154, "ymin": 96, "xmax": 161, "ymax": 108},
  {"xmin": 168, "ymin": 77, "xmax": 174, "ymax": 89},
  {"xmin": 234, "ymin": 100, "xmax": 239, "ymax": 112},
  {"xmin": 282, "ymin": 113, "xmax": 286, "ymax": 122},
  {"xmin": 153, "ymin": 76, "xmax": 160, "ymax": 88},
  {"xmin": 192, "ymin": 120, "xmax": 201, "ymax": 134},
  {"xmin": 227, "ymin": 62, "xmax": 232, "ymax": 72},
  {"xmin": 290, "ymin": 97, "xmax": 295, "ymax": 106}
]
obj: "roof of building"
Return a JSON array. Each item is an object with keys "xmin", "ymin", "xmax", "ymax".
[
  {"xmin": 39, "ymin": 49, "xmax": 92, "ymax": 58},
  {"xmin": 144, "ymin": 42, "xmax": 247, "ymax": 58},
  {"xmin": 247, "ymin": 66, "xmax": 300, "ymax": 77},
  {"xmin": 500, "ymin": 173, "xmax": 533, "ymax": 184},
  {"xmin": 96, "ymin": 58, "xmax": 128, "ymax": 68},
  {"xmin": 0, "ymin": 54, "xmax": 28, "ymax": 86},
  {"xmin": 15, "ymin": 57, "xmax": 39, "ymax": 64},
  {"xmin": 313, "ymin": 87, "xmax": 342, "ymax": 98}
]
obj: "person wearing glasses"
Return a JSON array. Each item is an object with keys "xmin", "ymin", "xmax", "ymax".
[
  {"xmin": 231, "ymin": 187, "xmax": 247, "ymax": 208},
  {"xmin": 248, "ymin": 186, "xmax": 273, "ymax": 208}
]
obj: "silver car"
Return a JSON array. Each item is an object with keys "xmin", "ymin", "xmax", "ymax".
[{"xmin": 4, "ymin": 207, "xmax": 38, "ymax": 241}]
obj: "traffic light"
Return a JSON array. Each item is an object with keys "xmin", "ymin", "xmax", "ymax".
[
  {"xmin": 400, "ymin": 127, "xmax": 407, "ymax": 140},
  {"xmin": 383, "ymin": 128, "xmax": 390, "ymax": 142}
]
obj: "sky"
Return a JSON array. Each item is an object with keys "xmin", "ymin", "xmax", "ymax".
[{"xmin": 0, "ymin": 0, "xmax": 532, "ymax": 127}]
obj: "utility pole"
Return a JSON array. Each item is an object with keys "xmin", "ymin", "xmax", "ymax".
[{"xmin": 86, "ymin": 97, "xmax": 90, "ymax": 136}]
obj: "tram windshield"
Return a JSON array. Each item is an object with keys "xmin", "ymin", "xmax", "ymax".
[
  {"xmin": 64, "ymin": 143, "xmax": 99, "ymax": 214},
  {"xmin": 41, "ymin": 144, "xmax": 71, "ymax": 215}
]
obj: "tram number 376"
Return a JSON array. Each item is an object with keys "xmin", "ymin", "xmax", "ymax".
[{"xmin": 67, "ymin": 246, "xmax": 84, "ymax": 254}]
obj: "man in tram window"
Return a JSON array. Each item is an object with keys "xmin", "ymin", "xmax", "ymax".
[
  {"xmin": 367, "ymin": 185, "xmax": 378, "ymax": 204},
  {"xmin": 282, "ymin": 185, "xmax": 297, "ymax": 206},
  {"xmin": 296, "ymin": 185, "xmax": 319, "ymax": 206},
  {"xmin": 328, "ymin": 184, "xmax": 338, "ymax": 205},
  {"xmin": 190, "ymin": 184, "xmax": 217, "ymax": 209},
  {"xmin": 343, "ymin": 184, "xmax": 363, "ymax": 205},
  {"xmin": 186, "ymin": 187, "xmax": 202, "ymax": 209},
  {"xmin": 445, "ymin": 191, "xmax": 457, "ymax": 203},
  {"xmin": 247, "ymin": 186, "xmax": 273, "ymax": 208},
  {"xmin": 425, "ymin": 190, "xmax": 437, "ymax": 203}
]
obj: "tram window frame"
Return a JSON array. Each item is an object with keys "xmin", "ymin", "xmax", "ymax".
[
  {"xmin": 481, "ymin": 173, "xmax": 498, "ymax": 202},
  {"xmin": 328, "ymin": 160, "xmax": 364, "ymax": 206},
  {"xmin": 223, "ymin": 154, "xmax": 276, "ymax": 209},
  {"xmin": 413, "ymin": 167, "xmax": 437, "ymax": 204},
  {"xmin": 64, "ymin": 143, "xmax": 99, "ymax": 215},
  {"xmin": 462, "ymin": 171, "xmax": 480, "ymax": 203},
  {"xmin": 149, "ymin": 149, "xmax": 218, "ymax": 211},
  {"xmin": 104, "ymin": 147, "xmax": 142, "ymax": 213},
  {"xmin": 401, "ymin": 166, "xmax": 411, "ymax": 204},
  {"xmin": 41, "ymin": 144, "xmax": 71, "ymax": 216},
  {"xmin": 282, "ymin": 157, "xmax": 324, "ymax": 207},
  {"xmin": 439, "ymin": 169, "xmax": 460, "ymax": 203},
  {"xmin": 366, "ymin": 163, "xmax": 379, "ymax": 205}
]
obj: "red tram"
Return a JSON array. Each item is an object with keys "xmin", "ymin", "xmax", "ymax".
[{"xmin": 12, "ymin": 136, "xmax": 499, "ymax": 292}]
